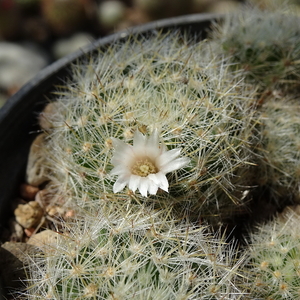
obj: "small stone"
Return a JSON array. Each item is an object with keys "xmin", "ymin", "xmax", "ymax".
[
  {"xmin": 14, "ymin": 201, "xmax": 44, "ymax": 229},
  {"xmin": 52, "ymin": 32, "xmax": 95, "ymax": 59},
  {"xmin": 46, "ymin": 205, "xmax": 65, "ymax": 217},
  {"xmin": 26, "ymin": 133, "xmax": 50, "ymax": 186},
  {"xmin": 20, "ymin": 183, "xmax": 39, "ymax": 200},
  {"xmin": 64, "ymin": 209, "xmax": 76, "ymax": 219},
  {"xmin": 0, "ymin": 42, "xmax": 48, "ymax": 91},
  {"xmin": 28, "ymin": 229, "xmax": 60, "ymax": 250},
  {"xmin": 98, "ymin": 1, "xmax": 126, "ymax": 28}
]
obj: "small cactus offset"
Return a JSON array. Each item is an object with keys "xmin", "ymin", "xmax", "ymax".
[
  {"xmin": 21, "ymin": 205, "xmax": 246, "ymax": 300},
  {"xmin": 210, "ymin": 3, "xmax": 300, "ymax": 93},
  {"xmin": 209, "ymin": 1, "xmax": 300, "ymax": 207},
  {"xmin": 255, "ymin": 95, "xmax": 300, "ymax": 205},
  {"xmin": 245, "ymin": 207, "xmax": 300, "ymax": 299},
  {"xmin": 41, "ymin": 31, "xmax": 258, "ymax": 222}
]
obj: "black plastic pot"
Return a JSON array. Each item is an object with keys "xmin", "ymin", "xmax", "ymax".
[{"xmin": 0, "ymin": 13, "xmax": 219, "ymax": 298}]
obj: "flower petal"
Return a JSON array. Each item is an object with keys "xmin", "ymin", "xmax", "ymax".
[
  {"xmin": 111, "ymin": 145, "xmax": 135, "ymax": 165},
  {"xmin": 147, "ymin": 129, "xmax": 159, "ymax": 147},
  {"xmin": 111, "ymin": 130, "xmax": 189, "ymax": 196},
  {"xmin": 160, "ymin": 157, "xmax": 190, "ymax": 174},
  {"xmin": 138, "ymin": 177, "xmax": 149, "ymax": 197},
  {"xmin": 133, "ymin": 130, "xmax": 147, "ymax": 150},
  {"xmin": 128, "ymin": 174, "xmax": 141, "ymax": 192},
  {"xmin": 145, "ymin": 129, "xmax": 161, "ymax": 158},
  {"xmin": 111, "ymin": 137, "xmax": 127, "ymax": 150},
  {"xmin": 113, "ymin": 176, "xmax": 129, "ymax": 193},
  {"xmin": 110, "ymin": 165, "xmax": 128, "ymax": 176},
  {"xmin": 148, "ymin": 180, "xmax": 159, "ymax": 195},
  {"xmin": 157, "ymin": 148, "xmax": 182, "ymax": 167},
  {"xmin": 148, "ymin": 172, "xmax": 168, "ymax": 192}
]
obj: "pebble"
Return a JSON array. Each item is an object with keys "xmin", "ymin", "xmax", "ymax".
[
  {"xmin": 20, "ymin": 183, "xmax": 39, "ymax": 200},
  {"xmin": 98, "ymin": 0, "xmax": 126, "ymax": 28},
  {"xmin": 14, "ymin": 201, "xmax": 44, "ymax": 229},
  {"xmin": 52, "ymin": 32, "xmax": 95, "ymax": 59},
  {"xmin": 46, "ymin": 205, "xmax": 66, "ymax": 217},
  {"xmin": 0, "ymin": 42, "xmax": 48, "ymax": 91},
  {"xmin": 28, "ymin": 229, "xmax": 60, "ymax": 250},
  {"xmin": 26, "ymin": 133, "xmax": 49, "ymax": 187}
]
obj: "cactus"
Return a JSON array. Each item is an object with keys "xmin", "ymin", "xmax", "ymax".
[
  {"xmin": 210, "ymin": 3, "xmax": 300, "ymax": 93},
  {"xmin": 245, "ymin": 207, "xmax": 300, "ymax": 299},
  {"xmin": 208, "ymin": 1, "xmax": 300, "ymax": 207},
  {"xmin": 21, "ymin": 205, "xmax": 247, "ymax": 300},
  {"xmin": 254, "ymin": 95, "xmax": 300, "ymax": 205},
  {"xmin": 13, "ymin": 3, "xmax": 300, "ymax": 299},
  {"xmin": 40, "ymin": 31, "xmax": 258, "ymax": 223}
]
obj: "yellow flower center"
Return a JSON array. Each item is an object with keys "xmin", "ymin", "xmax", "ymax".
[{"xmin": 131, "ymin": 158, "xmax": 157, "ymax": 177}]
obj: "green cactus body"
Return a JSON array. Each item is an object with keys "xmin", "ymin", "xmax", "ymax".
[
  {"xmin": 255, "ymin": 96, "xmax": 300, "ymax": 205},
  {"xmin": 246, "ymin": 209, "xmax": 300, "ymax": 299},
  {"xmin": 42, "ymin": 31, "xmax": 258, "ymax": 222},
  {"xmin": 22, "ymin": 206, "xmax": 246, "ymax": 299},
  {"xmin": 210, "ymin": 6, "xmax": 300, "ymax": 92}
]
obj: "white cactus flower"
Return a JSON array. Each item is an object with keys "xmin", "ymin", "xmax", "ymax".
[{"xmin": 110, "ymin": 129, "xmax": 190, "ymax": 197}]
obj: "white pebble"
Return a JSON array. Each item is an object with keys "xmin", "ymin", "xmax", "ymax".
[
  {"xmin": 0, "ymin": 42, "xmax": 48, "ymax": 90},
  {"xmin": 98, "ymin": 0, "xmax": 126, "ymax": 27},
  {"xmin": 52, "ymin": 32, "xmax": 95, "ymax": 59}
]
